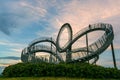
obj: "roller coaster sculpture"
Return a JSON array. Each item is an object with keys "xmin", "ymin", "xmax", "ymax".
[{"xmin": 21, "ymin": 23, "xmax": 117, "ymax": 68}]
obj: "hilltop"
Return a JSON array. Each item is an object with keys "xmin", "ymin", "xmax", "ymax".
[{"xmin": 2, "ymin": 62, "xmax": 120, "ymax": 79}]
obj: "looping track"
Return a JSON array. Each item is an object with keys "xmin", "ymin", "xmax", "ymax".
[{"xmin": 21, "ymin": 23, "xmax": 114, "ymax": 63}]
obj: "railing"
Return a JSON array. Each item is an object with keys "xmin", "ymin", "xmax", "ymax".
[
  {"xmin": 29, "ymin": 37, "xmax": 56, "ymax": 47},
  {"xmin": 21, "ymin": 23, "xmax": 114, "ymax": 63},
  {"xmin": 69, "ymin": 23, "xmax": 113, "ymax": 63}
]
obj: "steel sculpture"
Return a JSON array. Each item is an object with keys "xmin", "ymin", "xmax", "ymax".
[{"xmin": 21, "ymin": 23, "xmax": 117, "ymax": 68}]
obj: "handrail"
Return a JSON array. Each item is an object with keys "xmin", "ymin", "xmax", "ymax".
[{"xmin": 21, "ymin": 23, "xmax": 114, "ymax": 64}]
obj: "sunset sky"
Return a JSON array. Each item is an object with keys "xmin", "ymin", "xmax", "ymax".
[{"xmin": 0, "ymin": 0, "xmax": 120, "ymax": 68}]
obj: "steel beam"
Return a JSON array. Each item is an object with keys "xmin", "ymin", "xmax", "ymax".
[
  {"xmin": 86, "ymin": 33, "xmax": 89, "ymax": 63},
  {"xmin": 111, "ymin": 42, "xmax": 117, "ymax": 69}
]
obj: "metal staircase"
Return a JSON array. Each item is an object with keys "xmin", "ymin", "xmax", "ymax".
[{"xmin": 21, "ymin": 23, "xmax": 114, "ymax": 65}]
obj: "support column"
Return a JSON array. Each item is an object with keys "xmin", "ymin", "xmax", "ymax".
[
  {"xmin": 51, "ymin": 37, "xmax": 52, "ymax": 51},
  {"xmin": 111, "ymin": 42, "xmax": 117, "ymax": 69},
  {"xmin": 49, "ymin": 37, "xmax": 53, "ymax": 63},
  {"xmin": 86, "ymin": 33, "xmax": 89, "ymax": 63},
  {"xmin": 66, "ymin": 49, "xmax": 72, "ymax": 62}
]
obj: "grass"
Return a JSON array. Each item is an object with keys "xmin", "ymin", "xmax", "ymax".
[{"xmin": 0, "ymin": 77, "xmax": 118, "ymax": 80}]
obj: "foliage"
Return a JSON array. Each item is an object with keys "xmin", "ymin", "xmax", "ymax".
[
  {"xmin": 0, "ymin": 77, "xmax": 111, "ymax": 80},
  {"xmin": 2, "ymin": 62, "xmax": 120, "ymax": 79}
]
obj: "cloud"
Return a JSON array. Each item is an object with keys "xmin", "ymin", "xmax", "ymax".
[
  {"xmin": 0, "ymin": 64, "xmax": 9, "ymax": 67},
  {"xmin": 44, "ymin": 0, "xmax": 120, "ymax": 49},
  {"xmin": 0, "ymin": 59, "xmax": 21, "ymax": 66},
  {"xmin": 96, "ymin": 49, "xmax": 120, "ymax": 69},
  {"xmin": 0, "ymin": 56, "xmax": 20, "ymax": 60},
  {"xmin": 34, "ymin": 0, "xmax": 118, "ymax": 36},
  {"xmin": 53, "ymin": 0, "xmax": 120, "ymax": 31},
  {"xmin": 0, "ymin": 13, "xmax": 17, "ymax": 35},
  {"xmin": 10, "ymin": 48, "xmax": 22, "ymax": 53},
  {"xmin": 33, "ymin": 0, "xmax": 120, "ymax": 50},
  {"xmin": 0, "ymin": 0, "xmax": 47, "ymax": 35},
  {"xmin": 0, "ymin": 40, "xmax": 25, "ymax": 48},
  {"xmin": 0, "ymin": 0, "xmax": 120, "ymax": 68},
  {"xmin": 0, "ymin": 40, "xmax": 26, "ymax": 57}
]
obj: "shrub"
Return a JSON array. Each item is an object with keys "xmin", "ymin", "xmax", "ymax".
[{"xmin": 2, "ymin": 62, "xmax": 120, "ymax": 79}]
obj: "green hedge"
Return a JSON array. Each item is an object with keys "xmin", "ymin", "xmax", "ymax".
[{"xmin": 2, "ymin": 62, "xmax": 120, "ymax": 79}]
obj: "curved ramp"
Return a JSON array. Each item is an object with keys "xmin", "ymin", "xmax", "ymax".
[{"xmin": 21, "ymin": 23, "xmax": 114, "ymax": 64}]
